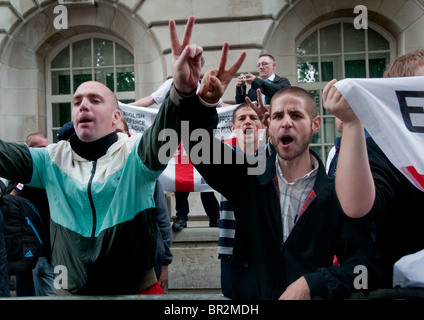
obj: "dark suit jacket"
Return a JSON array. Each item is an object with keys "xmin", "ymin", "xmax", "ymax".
[{"xmin": 235, "ymin": 74, "xmax": 291, "ymax": 104}]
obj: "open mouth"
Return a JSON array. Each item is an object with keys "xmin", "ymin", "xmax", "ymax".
[
  {"xmin": 281, "ymin": 136, "xmax": 293, "ymax": 145},
  {"xmin": 79, "ymin": 117, "xmax": 93, "ymax": 124},
  {"xmin": 244, "ymin": 128, "xmax": 255, "ymax": 136}
]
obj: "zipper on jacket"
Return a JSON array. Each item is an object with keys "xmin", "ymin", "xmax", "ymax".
[{"xmin": 88, "ymin": 161, "xmax": 97, "ymax": 239}]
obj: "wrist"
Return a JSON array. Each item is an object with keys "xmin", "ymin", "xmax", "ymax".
[
  {"xmin": 342, "ymin": 117, "xmax": 363, "ymax": 131},
  {"xmin": 198, "ymin": 93, "xmax": 223, "ymax": 108},
  {"xmin": 170, "ymin": 86, "xmax": 198, "ymax": 107}
]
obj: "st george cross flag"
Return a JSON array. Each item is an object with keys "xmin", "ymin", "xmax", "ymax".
[
  {"xmin": 118, "ymin": 102, "xmax": 238, "ymax": 192},
  {"xmin": 334, "ymin": 76, "xmax": 424, "ymax": 191}
]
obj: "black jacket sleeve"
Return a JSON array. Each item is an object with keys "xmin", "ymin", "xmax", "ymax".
[
  {"xmin": 138, "ymin": 86, "xmax": 198, "ymax": 172},
  {"xmin": 237, "ymin": 75, "xmax": 291, "ymax": 104},
  {"xmin": 0, "ymin": 141, "xmax": 33, "ymax": 184},
  {"xmin": 178, "ymin": 97, "xmax": 262, "ymax": 203},
  {"xmin": 251, "ymin": 75, "xmax": 291, "ymax": 101}
]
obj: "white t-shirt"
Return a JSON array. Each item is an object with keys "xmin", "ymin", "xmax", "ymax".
[{"xmin": 150, "ymin": 79, "xmax": 174, "ymax": 105}]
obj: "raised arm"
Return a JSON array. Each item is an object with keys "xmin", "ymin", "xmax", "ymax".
[
  {"xmin": 322, "ymin": 79, "xmax": 375, "ymax": 218},
  {"xmin": 198, "ymin": 42, "xmax": 246, "ymax": 104},
  {"xmin": 169, "ymin": 16, "xmax": 203, "ymax": 95},
  {"xmin": 245, "ymin": 88, "xmax": 270, "ymax": 127},
  {"xmin": 138, "ymin": 16, "xmax": 203, "ymax": 171}
]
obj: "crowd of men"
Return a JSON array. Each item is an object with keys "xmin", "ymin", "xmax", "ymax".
[{"xmin": 0, "ymin": 16, "xmax": 423, "ymax": 300}]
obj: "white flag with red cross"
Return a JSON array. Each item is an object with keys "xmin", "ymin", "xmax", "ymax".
[
  {"xmin": 335, "ymin": 76, "xmax": 424, "ymax": 191},
  {"xmin": 119, "ymin": 102, "xmax": 238, "ymax": 192}
]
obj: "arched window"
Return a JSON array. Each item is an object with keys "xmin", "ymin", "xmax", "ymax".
[
  {"xmin": 296, "ymin": 21, "xmax": 393, "ymax": 162},
  {"xmin": 47, "ymin": 35, "xmax": 135, "ymax": 141}
]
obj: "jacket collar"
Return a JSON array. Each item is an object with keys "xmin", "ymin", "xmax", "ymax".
[
  {"xmin": 70, "ymin": 132, "xmax": 118, "ymax": 161},
  {"xmin": 259, "ymin": 149, "xmax": 330, "ymax": 196}
]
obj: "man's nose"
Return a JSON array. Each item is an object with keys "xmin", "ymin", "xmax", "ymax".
[
  {"xmin": 244, "ymin": 117, "xmax": 253, "ymax": 125},
  {"xmin": 281, "ymin": 115, "xmax": 293, "ymax": 128},
  {"xmin": 79, "ymin": 98, "xmax": 90, "ymax": 111}
]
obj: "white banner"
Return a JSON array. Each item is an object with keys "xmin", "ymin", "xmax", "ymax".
[
  {"xmin": 335, "ymin": 76, "xmax": 424, "ymax": 191},
  {"xmin": 119, "ymin": 102, "xmax": 238, "ymax": 192}
]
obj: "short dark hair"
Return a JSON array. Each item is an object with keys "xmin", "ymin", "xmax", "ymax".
[
  {"xmin": 231, "ymin": 103, "xmax": 249, "ymax": 124},
  {"xmin": 270, "ymin": 86, "xmax": 317, "ymax": 120}
]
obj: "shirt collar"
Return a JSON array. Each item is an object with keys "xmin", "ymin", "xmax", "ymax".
[
  {"xmin": 276, "ymin": 154, "xmax": 319, "ymax": 185},
  {"xmin": 267, "ymin": 74, "xmax": 276, "ymax": 82}
]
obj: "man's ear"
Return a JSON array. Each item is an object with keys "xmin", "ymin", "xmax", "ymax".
[
  {"xmin": 312, "ymin": 116, "xmax": 321, "ymax": 134},
  {"xmin": 112, "ymin": 109, "xmax": 122, "ymax": 128}
]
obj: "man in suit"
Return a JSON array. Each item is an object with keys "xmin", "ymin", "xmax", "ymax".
[{"xmin": 235, "ymin": 54, "xmax": 290, "ymax": 104}]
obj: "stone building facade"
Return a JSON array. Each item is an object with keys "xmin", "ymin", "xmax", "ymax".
[{"xmin": 0, "ymin": 0, "xmax": 423, "ymax": 161}]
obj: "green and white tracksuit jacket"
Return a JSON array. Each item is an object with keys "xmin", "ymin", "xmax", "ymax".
[{"xmin": 0, "ymin": 89, "xmax": 188, "ymax": 294}]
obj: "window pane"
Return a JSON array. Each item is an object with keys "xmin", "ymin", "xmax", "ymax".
[
  {"xmin": 297, "ymin": 31, "xmax": 318, "ymax": 56},
  {"xmin": 311, "ymin": 128, "xmax": 321, "ymax": 144},
  {"xmin": 369, "ymin": 52, "xmax": 390, "ymax": 78},
  {"xmin": 93, "ymin": 39, "xmax": 113, "ymax": 67},
  {"xmin": 73, "ymin": 39, "xmax": 92, "ymax": 68},
  {"xmin": 309, "ymin": 90, "xmax": 321, "ymax": 116},
  {"xmin": 116, "ymin": 67, "xmax": 135, "ymax": 92},
  {"xmin": 295, "ymin": 23, "xmax": 391, "ymax": 166},
  {"xmin": 345, "ymin": 54, "xmax": 366, "ymax": 78},
  {"xmin": 52, "ymin": 103, "xmax": 71, "ymax": 127},
  {"xmin": 73, "ymin": 70, "xmax": 92, "ymax": 91},
  {"xmin": 323, "ymin": 117, "xmax": 339, "ymax": 144},
  {"xmin": 320, "ymin": 24, "xmax": 341, "ymax": 54},
  {"xmin": 50, "ymin": 38, "xmax": 135, "ymax": 141},
  {"xmin": 343, "ymin": 23, "xmax": 365, "ymax": 52},
  {"xmin": 321, "ymin": 55, "xmax": 342, "ymax": 81},
  {"xmin": 51, "ymin": 46, "xmax": 70, "ymax": 69},
  {"xmin": 116, "ymin": 43, "xmax": 134, "ymax": 65},
  {"xmin": 368, "ymin": 28, "xmax": 389, "ymax": 51},
  {"xmin": 95, "ymin": 68, "xmax": 114, "ymax": 91},
  {"xmin": 297, "ymin": 57, "xmax": 319, "ymax": 83},
  {"xmin": 52, "ymin": 70, "xmax": 71, "ymax": 95},
  {"xmin": 120, "ymin": 99, "xmax": 135, "ymax": 104}
]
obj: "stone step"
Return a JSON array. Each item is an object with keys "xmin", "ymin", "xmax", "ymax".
[{"xmin": 168, "ymin": 220, "xmax": 221, "ymax": 293}]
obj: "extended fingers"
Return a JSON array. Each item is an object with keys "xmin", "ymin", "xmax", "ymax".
[
  {"xmin": 169, "ymin": 16, "xmax": 196, "ymax": 55},
  {"xmin": 256, "ymin": 88, "xmax": 264, "ymax": 108},
  {"xmin": 169, "ymin": 19, "xmax": 180, "ymax": 55},
  {"xmin": 245, "ymin": 96, "xmax": 256, "ymax": 108},
  {"xmin": 218, "ymin": 42, "xmax": 229, "ymax": 73},
  {"xmin": 181, "ymin": 16, "xmax": 196, "ymax": 48},
  {"xmin": 228, "ymin": 51, "xmax": 247, "ymax": 77},
  {"xmin": 217, "ymin": 42, "xmax": 246, "ymax": 77}
]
